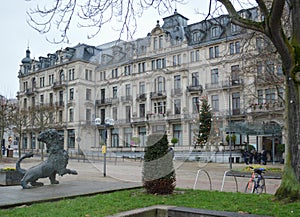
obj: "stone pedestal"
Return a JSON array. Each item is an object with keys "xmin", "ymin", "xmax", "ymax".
[{"xmin": 0, "ymin": 171, "xmax": 23, "ymax": 186}]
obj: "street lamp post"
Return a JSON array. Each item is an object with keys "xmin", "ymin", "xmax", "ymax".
[
  {"xmin": 95, "ymin": 117, "xmax": 114, "ymax": 177},
  {"xmin": 228, "ymin": 77, "xmax": 233, "ymax": 170}
]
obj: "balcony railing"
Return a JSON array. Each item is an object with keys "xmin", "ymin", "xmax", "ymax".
[
  {"xmin": 150, "ymin": 91, "xmax": 166, "ymax": 99},
  {"xmin": 186, "ymin": 85, "xmax": 203, "ymax": 92},
  {"xmin": 136, "ymin": 93, "xmax": 147, "ymax": 101},
  {"xmin": 52, "ymin": 81, "xmax": 66, "ymax": 90}
]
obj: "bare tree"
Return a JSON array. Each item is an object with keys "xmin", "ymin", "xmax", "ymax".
[{"xmin": 26, "ymin": 0, "xmax": 184, "ymax": 43}]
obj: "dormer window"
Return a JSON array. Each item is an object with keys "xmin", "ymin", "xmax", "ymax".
[{"xmin": 211, "ymin": 26, "xmax": 220, "ymax": 38}]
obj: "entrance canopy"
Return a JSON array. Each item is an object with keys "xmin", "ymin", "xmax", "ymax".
[{"xmin": 226, "ymin": 121, "xmax": 282, "ymax": 136}]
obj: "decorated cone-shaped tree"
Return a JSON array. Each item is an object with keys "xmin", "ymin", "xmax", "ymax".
[
  {"xmin": 195, "ymin": 96, "xmax": 212, "ymax": 148},
  {"xmin": 142, "ymin": 134, "xmax": 176, "ymax": 194}
]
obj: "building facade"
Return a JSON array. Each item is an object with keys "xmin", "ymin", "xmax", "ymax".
[{"xmin": 17, "ymin": 8, "xmax": 285, "ymax": 160}]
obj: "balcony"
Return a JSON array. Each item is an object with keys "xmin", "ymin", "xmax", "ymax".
[
  {"xmin": 136, "ymin": 93, "xmax": 147, "ymax": 101},
  {"xmin": 247, "ymin": 101, "xmax": 284, "ymax": 113},
  {"xmin": 25, "ymin": 88, "xmax": 37, "ymax": 96},
  {"xmin": 121, "ymin": 95, "xmax": 132, "ymax": 103},
  {"xmin": 55, "ymin": 101, "xmax": 65, "ymax": 107},
  {"xmin": 205, "ymin": 79, "xmax": 243, "ymax": 91},
  {"xmin": 186, "ymin": 85, "xmax": 203, "ymax": 93},
  {"xmin": 171, "ymin": 88, "xmax": 182, "ymax": 96},
  {"xmin": 95, "ymin": 98, "xmax": 112, "ymax": 106},
  {"xmin": 150, "ymin": 91, "xmax": 166, "ymax": 100},
  {"xmin": 52, "ymin": 81, "xmax": 66, "ymax": 90}
]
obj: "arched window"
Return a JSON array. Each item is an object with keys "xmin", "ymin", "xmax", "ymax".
[
  {"xmin": 155, "ymin": 76, "xmax": 165, "ymax": 93},
  {"xmin": 59, "ymin": 70, "xmax": 65, "ymax": 82}
]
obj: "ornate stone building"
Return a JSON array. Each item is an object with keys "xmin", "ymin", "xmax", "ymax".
[{"xmin": 17, "ymin": 8, "xmax": 285, "ymax": 160}]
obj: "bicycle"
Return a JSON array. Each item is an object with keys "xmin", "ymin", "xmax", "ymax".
[{"xmin": 244, "ymin": 166, "xmax": 266, "ymax": 194}]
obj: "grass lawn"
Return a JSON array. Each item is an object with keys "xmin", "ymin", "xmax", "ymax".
[{"xmin": 0, "ymin": 188, "xmax": 299, "ymax": 217}]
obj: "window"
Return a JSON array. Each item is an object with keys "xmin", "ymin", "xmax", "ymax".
[
  {"xmin": 193, "ymin": 31, "xmax": 201, "ymax": 42},
  {"xmin": 124, "ymin": 128, "xmax": 132, "ymax": 147},
  {"xmin": 139, "ymin": 104, "xmax": 145, "ymax": 117},
  {"xmin": 86, "ymin": 88, "xmax": 92, "ymax": 100},
  {"xmin": 112, "ymin": 86, "xmax": 118, "ymax": 98},
  {"xmin": 139, "ymin": 82, "xmax": 145, "ymax": 94},
  {"xmin": 125, "ymin": 84, "xmax": 131, "ymax": 96},
  {"xmin": 154, "ymin": 37, "xmax": 158, "ymax": 50},
  {"xmin": 59, "ymin": 110, "xmax": 63, "ymax": 123},
  {"xmin": 49, "ymin": 74, "xmax": 54, "ymax": 85},
  {"xmin": 23, "ymin": 98, "xmax": 27, "ymax": 108},
  {"xmin": 174, "ymin": 99, "xmax": 181, "ymax": 114},
  {"xmin": 266, "ymin": 89, "xmax": 275, "ymax": 103},
  {"xmin": 174, "ymin": 75, "xmax": 181, "ymax": 89},
  {"xmin": 190, "ymin": 51, "xmax": 195, "ymax": 62},
  {"xmin": 173, "ymin": 54, "xmax": 181, "ymax": 66},
  {"xmin": 69, "ymin": 108, "xmax": 74, "ymax": 122},
  {"xmin": 266, "ymin": 62, "xmax": 274, "ymax": 74},
  {"xmin": 86, "ymin": 109, "xmax": 91, "ymax": 123},
  {"xmin": 231, "ymin": 65, "xmax": 240, "ymax": 82},
  {"xmin": 40, "ymin": 77, "xmax": 45, "ymax": 87},
  {"xmin": 209, "ymin": 46, "xmax": 219, "ymax": 58},
  {"xmin": 211, "ymin": 26, "xmax": 220, "ymax": 38},
  {"xmin": 154, "ymin": 101, "xmax": 166, "ymax": 114},
  {"xmin": 138, "ymin": 62, "xmax": 146, "ymax": 73},
  {"xmin": 173, "ymin": 124, "xmax": 182, "ymax": 146},
  {"xmin": 151, "ymin": 58, "xmax": 166, "ymax": 70},
  {"xmin": 59, "ymin": 91, "xmax": 64, "ymax": 106},
  {"xmin": 211, "ymin": 95, "xmax": 219, "ymax": 111},
  {"xmin": 126, "ymin": 106, "xmax": 131, "ymax": 123},
  {"xmin": 232, "ymin": 92, "xmax": 240, "ymax": 115},
  {"xmin": 159, "ymin": 35, "xmax": 163, "ymax": 49},
  {"xmin": 69, "ymin": 88, "xmax": 74, "ymax": 100},
  {"xmin": 100, "ymin": 71, "xmax": 106, "ymax": 80},
  {"xmin": 229, "ymin": 41, "xmax": 240, "ymax": 55},
  {"xmin": 112, "ymin": 107, "xmax": 118, "ymax": 121},
  {"xmin": 192, "ymin": 97, "xmax": 199, "ymax": 113},
  {"xmin": 40, "ymin": 94, "xmax": 44, "ymax": 104},
  {"xmin": 155, "ymin": 76, "xmax": 165, "ymax": 92},
  {"xmin": 112, "ymin": 68, "xmax": 118, "ymax": 78},
  {"xmin": 69, "ymin": 68, "xmax": 75, "ymax": 80},
  {"xmin": 211, "ymin": 68, "xmax": 219, "ymax": 84},
  {"xmin": 124, "ymin": 65, "xmax": 131, "ymax": 76},
  {"xmin": 231, "ymin": 23, "xmax": 240, "ymax": 33},
  {"xmin": 49, "ymin": 93, "xmax": 53, "ymax": 105},
  {"xmin": 195, "ymin": 50, "xmax": 200, "ymax": 61},
  {"xmin": 85, "ymin": 69, "xmax": 93, "ymax": 81},
  {"xmin": 192, "ymin": 72, "xmax": 199, "ymax": 86},
  {"xmin": 258, "ymin": 90, "xmax": 263, "ymax": 104},
  {"xmin": 277, "ymin": 65, "xmax": 283, "ymax": 75}
]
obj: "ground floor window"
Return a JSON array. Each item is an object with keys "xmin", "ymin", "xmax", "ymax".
[
  {"xmin": 173, "ymin": 124, "xmax": 182, "ymax": 146},
  {"xmin": 111, "ymin": 128, "xmax": 119, "ymax": 147},
  {"xmin": 124, "ymin": 127, "xmax": 132, "ymax": 147},
  {"xmin": 68, "ymin": 129, "xmax": 75, "ymax": 148},
  {"xmin": 138, "ymin": 126, "xmax": 147, "ymax": 146}
]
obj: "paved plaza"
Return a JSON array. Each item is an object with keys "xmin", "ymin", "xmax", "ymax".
[{"xmin": 0, "ymin": 155, "xmax": 283, "ymax": 208}]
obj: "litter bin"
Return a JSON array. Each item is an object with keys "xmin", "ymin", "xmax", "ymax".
[{"xmin": 7, "ymin": 149, "xmax": 13, "ymax": 158}]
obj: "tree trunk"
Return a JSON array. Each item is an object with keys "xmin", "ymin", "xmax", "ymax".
[{"xmin": 275, "ymin": 69, "xmax": 300, "ymax": 201}]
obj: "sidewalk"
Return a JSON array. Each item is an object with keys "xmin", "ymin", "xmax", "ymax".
[{"xmin": 0, "ymin": 156, "xmax": 283, "ymax": 208}]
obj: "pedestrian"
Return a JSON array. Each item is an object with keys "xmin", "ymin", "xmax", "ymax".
[{"xmin": 261, "ymin": 150, "xmax": 267, "ymax": 165}]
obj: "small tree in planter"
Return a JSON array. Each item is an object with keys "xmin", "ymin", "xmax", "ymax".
[
  {"xmin": 171, "ymin": 137, "xmax": 178, "ymax": 147},
  {"xmin": 142, "ymin": 134, "xmax": 176, "ymax": 195}
]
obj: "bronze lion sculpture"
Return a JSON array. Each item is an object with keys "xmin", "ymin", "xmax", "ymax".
[{"xmin": 16, "ymin": 129, "xmax": 78, "ymax": 189}]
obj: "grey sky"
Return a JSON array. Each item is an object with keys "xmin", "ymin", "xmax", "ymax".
[{"xmin": 0, "ymin": 1, "xmax": 207, "ymax": 98}]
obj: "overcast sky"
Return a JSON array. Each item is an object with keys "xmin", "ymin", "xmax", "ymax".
[{"xmin": 0, "ymin": 1, "xmax": 209, "ymax": 98}]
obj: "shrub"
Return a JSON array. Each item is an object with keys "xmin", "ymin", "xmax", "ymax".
[{"xmin": 142, "ymin": 134, "xmax": 176, "ymax": 195}]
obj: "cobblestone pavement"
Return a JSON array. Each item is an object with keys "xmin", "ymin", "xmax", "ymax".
[{"xmin": 0, "ymin": 156, "xmax": 283, "ymax": 208}]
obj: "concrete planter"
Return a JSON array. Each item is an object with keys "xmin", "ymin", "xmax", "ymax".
[{"xmin": 0, "ymin": 170, "xmax": 23, "ymax": 186}]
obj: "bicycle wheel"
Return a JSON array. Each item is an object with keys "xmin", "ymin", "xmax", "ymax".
[
  {"xmin": 245, "ymin": 181, "xmax": 255, "ymax": 193},
  {"xmin": 255, "ymin": 178, "xmax": 266, "ymax": 194}
]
